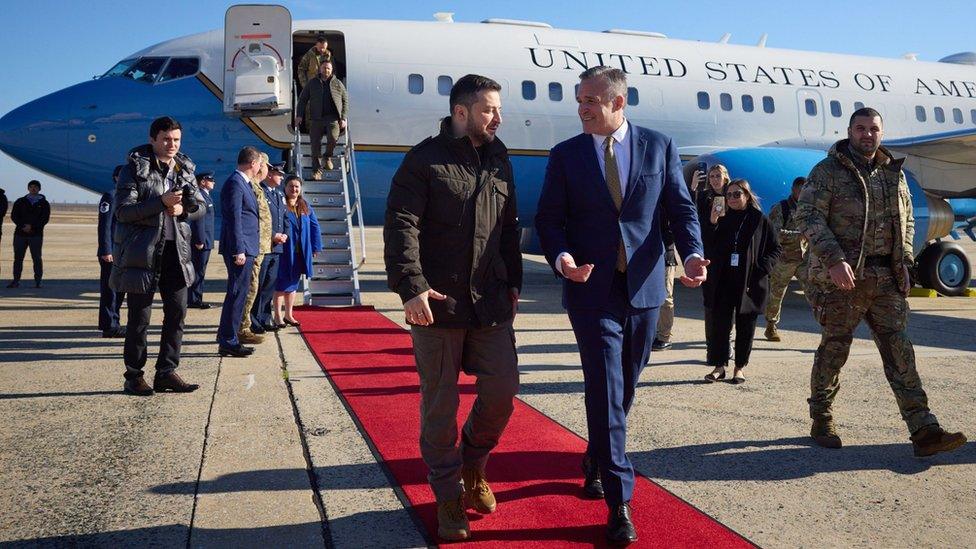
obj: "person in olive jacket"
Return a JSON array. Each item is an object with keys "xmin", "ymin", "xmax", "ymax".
[
  {"xmin": 383, "ymin": 74, "xmax": 521, "ymax": 542},
  {"xmin": 7, "ymin": 180, "xmax": 50, "ymax": 288},
  {"xmin": 701, "ymin": 179, "xmax": 781, "ymax": 384},
  {"xmin": 295, "ymin": 60, "xmax": 348, "ymax": 179},
  {"xmin": 112, "ymin": 116, "xmax": 205, "ymax": 396}
]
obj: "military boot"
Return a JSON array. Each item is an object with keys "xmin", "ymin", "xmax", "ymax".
[
  {"xmin": 462, "ymin": 466, "xmax": 497, "ymax": 514},
  {"xmin": 910, "ymin": 425, "xmax": 967, "ymax": 457},
  {"xmin": 811, "ymin": 418, "xmax": 842, "ymax": 449},
  {"xmin": 764, "ymin": 323, "xmax": 781, "ymax": 341},
  {"xmin": 436, "ymin": 495, "xmax": 470, "ymax": 541},
  {"xmin": 238, "ymin": 329, "xmax": 265, "ymax": 345}
]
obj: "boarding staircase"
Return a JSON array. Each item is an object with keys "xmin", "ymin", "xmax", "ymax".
[{"xmin": 291, "ymin": 124, "xmax": 367, "ymax": 306}]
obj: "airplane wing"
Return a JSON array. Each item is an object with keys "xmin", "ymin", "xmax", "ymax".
[{"xmin": 884, "ymin": 128, "xmax": 976, "ymax": 198}]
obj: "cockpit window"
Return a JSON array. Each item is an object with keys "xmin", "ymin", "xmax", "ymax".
[
  {"xmin": 158, "ymin": 57, "xmax": 200, "ymax": 83},
  {"xmin": 102, "ymin": 59, "xmax": 138, "ymax": 78},
  {"xmin": 122, "ymin": 57, "xmax": 167, "ymax": 83}
]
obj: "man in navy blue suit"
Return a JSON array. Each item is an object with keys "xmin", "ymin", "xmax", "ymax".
[
  {"xmin": 216, "ymin": 146, "xmax": 264, "ymax": 357},
  {"xmin": 535, "ymin": 66, "xmax": 709, "ymax": 545},
  {"xmin": 250, "ymin": 162, "xmax": 288, "ymax": 331},
  {"xmin": 188, "ymin": 171, "xmax": 215, "ymax": 309},
  {"xmin": 97, "ymin": 165, "xmax": 126, "ymax": 338}
]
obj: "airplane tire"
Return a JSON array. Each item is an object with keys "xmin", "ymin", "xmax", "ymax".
[{"xmin": 916, "ymin": 241, "xmax": 971, "ymax": 296}]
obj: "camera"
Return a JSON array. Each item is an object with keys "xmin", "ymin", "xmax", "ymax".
[{"xmin": 176, "ymin": 183, "xmax": 199, "ymax": 214}]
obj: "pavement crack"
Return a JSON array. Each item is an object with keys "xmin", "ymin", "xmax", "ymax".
[
  {"xmin": 186, "ymin": 354, "xmax": 223, "ymax": 548},
  {"xmin": 276, "ymin": 330, "xmax": 334, "ymax": 549}
]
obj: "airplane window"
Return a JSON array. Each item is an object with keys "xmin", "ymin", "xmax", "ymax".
[
  {"xmin": 972, "ymin": 109, "xmax": 976, "ymax": 124},
  {"xmin": 102, "ymin": 58, "xmax": 138, "ymax": 79},
  {"xmin": 916, "ymin": 106, "xmax": 927, "ymax": 122},
  {"xmin": 627, "ymin": 87, "xmax": 638, "ymax": 106},
  {"xmin": 549, "ymin": 82, "xmax": 562, "ymax": 101},
  {"xmin": 157, "ymin": 57, "xmax": 200, "ymax": 84},
  {"xmin": 741, "ymin": 95, "xmax": 754, "ymax": 112},
  {"xmin": 697, "ymin": 91, "xmax": 710, "ymax": 110},
  {"xmin": 953, "ymin": 108, "xmax": 963, "ymax": 124},
  {"xmin": 854, "ymin": 101, "xmax": 865, "ymax": 111},
  {"xmin": 522, "ymin": 81, "xmax": 536, "ymax": 100},
  {"xmin": 574, "ymin": 83, "xmax": 580, "ymax": 98},
  {"xmin": 829, "ymin": 100, "xmax": 842, "ymax": 118},
  {"xmin": 438, "ymin": 76, "xmax": 453, "ymax": 96},
  {"xmin": 720, "ymin": 93, "xmax": 732, "ymax": 111},
  {"xmin": 123, "ymin": 57, "xmax": 167, "ymax": 84},
  {"xmin": 408, "ymin": 74, "xmax": 424, "ymax": 95},
  {"xmin": 804, "ymin": 99, "xmax": 818, "ymax": 116},
  {"xmin": 934, "ymin": 106, "xmax": 945, "ymax": 123},
  {"xmin": 762, "ymin": 96, "xmax": 775, "ymax": 113}
]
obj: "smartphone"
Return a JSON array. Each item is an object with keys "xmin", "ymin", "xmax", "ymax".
[
  {"xmin": 712, "ymin": 195, "xmax": 725, "ymax": 213},
  {"xmin": 697, "ymin": 161, "xmax": 707, "ymax": 183}
]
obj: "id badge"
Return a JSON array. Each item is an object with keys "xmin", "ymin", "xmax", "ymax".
[{"xmin": 730, "ymin": 253, "xmax": 740, "ymax": 267}]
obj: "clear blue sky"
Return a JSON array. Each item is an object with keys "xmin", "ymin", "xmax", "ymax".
[{"xmin": 0, "ymin": 0, "xmax": 970, "ymax": 202}]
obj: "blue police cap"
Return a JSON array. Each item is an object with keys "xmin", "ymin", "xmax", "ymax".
[
  {"xmin": 269, "ymin": 162, "xmax": 286, "ymax": 174},
  {"xmin": 196, "ymin": 171, "xmax": 215, "ymax": 181}
]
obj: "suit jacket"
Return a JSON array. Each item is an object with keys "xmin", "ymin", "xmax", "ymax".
[
  {"xmin": 218, "ymin": 172, "xmax": 260, "ymax": 257},
  {"xmin": 190, "ymin": 189, "xmax": 215, "ymax": 250},
  {"xmin": 97, "ymin": 192, "xmax": 116, "ymax": 257},
  {"xmin": 535, "ymin": 124, "xmax": 704, "ymax": 309},
  {"xmin": 261, "ymin": 183, "xmax": 287, "ymax": 254}
]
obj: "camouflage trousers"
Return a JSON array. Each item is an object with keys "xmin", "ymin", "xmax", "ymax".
[
  {"xmin": 655, "ymin": 264, "xmax": 677, "ymax": 342},
  {"xmin": 808, "ymin": 271, "xmax": 938, "ymax": 434},
  {"xmin": 241, "ymin": 253, "xmax": 264, "ymax": 332},
  {"xmin": 764, "ymin": 257, "xmax": 804, "ymax": 326}
]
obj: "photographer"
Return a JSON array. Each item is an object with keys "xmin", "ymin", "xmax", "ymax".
[
  {"xmin": 701, "ymin": 179, "xmax": 780, "ymax": 384},
  {"xmin": 692, "ymin": 164, "xmax": 730, "ymax": 241},
  {"xmin": 112, "ymin": 116, "xmax": 204, "ymax": 396}
]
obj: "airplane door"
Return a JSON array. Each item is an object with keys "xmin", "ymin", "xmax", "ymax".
[
  {"xmin": 224, "ymin": 4, "xmax": 292, "ymax": 117},
  {"xmin": 796, "ymin": 89, "xmax": 825, "ymax": 138}
]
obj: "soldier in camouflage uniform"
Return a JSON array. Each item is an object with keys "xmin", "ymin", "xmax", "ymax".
[
  {"xmin": 297, "ymin": 34, "xmax": 333, "ymax": 90},
  {"xmin": 763, "ymin": 177, "xmax": 808, "ymax": 341},
  {"xmin": 796, "ymin": 107, "xmax": 966, "ymax": 457},
  {"xmin": 239, "ymin": 152, "xmax": 272, "ymax": 343}
]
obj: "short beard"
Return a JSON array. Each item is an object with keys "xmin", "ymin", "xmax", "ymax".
[
  {"xmin": 466, "ymin": 117, "xmax": 494, "ymax": 145},
  {"xmin": 849, "ymin": 138, "xmax": 879, "ymax": 157}
]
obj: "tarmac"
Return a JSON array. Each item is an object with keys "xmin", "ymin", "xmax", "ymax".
[{"xmin": 1, "ymin": 212, "xmax": 975, "ymax": 548}]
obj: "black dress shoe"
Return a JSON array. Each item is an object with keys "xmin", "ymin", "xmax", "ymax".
[
  {"xmin": 6, "ymin": 280, "xmax": 19, "ymax": 288},
  {"xmin": 262, "ymin": 322, "xmax": 279, "ymax": 332},
  {"xmin": 123, "ymin": 376, "xmax": 154, "ymax": 396},
  {"xmin": 219, "ymin": 344, "xmax": 254, "ymax": 357},
  {"xmin": 606, "ymin": 503, "xmax": 638, "ymax": 546},
  {"xmin": 581, "ymin": 455, "xmax": 605, "ymax": 499},
  {"xmin": 651, "ymin": 338, "xmax": 672, "ymax": 351},
  {"xmin": 35, "ymin": 280, "xmax": 42, "ymax": 288},
  {"xmin": 102, "ymin": 327, "xmax": 127, "ymax": 338},
  {"xmin": 283, "ymin": 318, "xmax": 301, "ymax": 327},
  {"xmin": 250, "ymin": 324, "xmax": 266, "ymax": 335},
  {"xmin": 275, "ymin": 322, "xmax": 287, "ymax": 329},
  {"xmin": 153, "ymin": 372, "xmax": 199, "ymax": 393},
  {"xmin": 188, "ymin": 301, "xmax": 212, "ymax": 309}
]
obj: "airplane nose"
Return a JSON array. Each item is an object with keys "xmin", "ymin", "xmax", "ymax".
[{"xmin": 0, "ymin": 89, "xmax": 75, "ymax": 180}]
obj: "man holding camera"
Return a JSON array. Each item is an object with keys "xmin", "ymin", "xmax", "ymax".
[{"xmin": 112, "ymin": 116, "xmax": 204, "ymax": 396}]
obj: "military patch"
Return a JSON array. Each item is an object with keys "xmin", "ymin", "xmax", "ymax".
[{"xmin": 99, "ymin": 201, "xmax": 110, "ymax": 214}]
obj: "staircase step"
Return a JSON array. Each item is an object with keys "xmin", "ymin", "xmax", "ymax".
[
  {"xmin": 303, "ymin": 181, "xmax": 343, "ymax": 194},
  {"xmin": 319, "ymin": 221, "xmax": 348, "ymax": 235},
  {"xmin": 305, "ymin": 192, "xmax": 346, "ymax": 208},
  {"xmin": 307, "ymin": 294, "xmax": 355, "ymax": 306},
  {"xmin": 312, "ymin": 264, "xmax": 354, "ymax": 280},
  {"xmin": 309, "ymin": 279, "xmax": 355, "ymax": 295},
  {"xmin": 320, "ymin": 234, "xmax": 351, "ymax": 249},
  {"xmin": 314, "ymin": 249, "xmax": 353, "ymax": 264}
]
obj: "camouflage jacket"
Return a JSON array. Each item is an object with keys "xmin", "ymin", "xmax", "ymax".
[
  {"xmin": 250, "ymin": 178, "xmax": 272, "ymax": 254},
  {"xmin": 768, "ymin": 197, "xmax": 807, "ymax": 263},
  {"xmin": 796, "ymin": 139, "xmax": 913, "ymax": 292},
  {"xmin": 297, "ymin": 47, "xmax": 333, "ymax": 88}
]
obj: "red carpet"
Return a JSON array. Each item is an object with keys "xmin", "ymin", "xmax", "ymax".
[{"xmin": 295, "ymin": 306, "xmax": 754, "ymax": 547}]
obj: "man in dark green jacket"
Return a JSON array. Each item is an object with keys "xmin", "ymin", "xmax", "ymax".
[
  {"xmin": 295, "ymin": 60, "xmax": 348, "ymax": 180},
  {"xmin": 383, "ymin": 74, "xmax": 521, "ymax": 542}
]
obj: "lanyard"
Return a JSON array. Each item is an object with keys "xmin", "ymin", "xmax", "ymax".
[{"xmin": 730, "ymin": 210, "xmax": 749, "ymax": 250}]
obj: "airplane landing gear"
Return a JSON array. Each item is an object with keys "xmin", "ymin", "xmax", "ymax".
[{"xmin": 916, "ymin": 241, "xmax": 972, "ymax": 296}]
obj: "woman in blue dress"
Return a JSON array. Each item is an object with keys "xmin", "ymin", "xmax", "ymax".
[{"xmin": 273, "ymin": 175, "xmax": 323, "ymax": 327}]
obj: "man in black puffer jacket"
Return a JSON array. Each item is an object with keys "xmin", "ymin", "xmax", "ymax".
[
  {"xmin": 7, "ymin": 180, "xmax": 50, "ymax": 288},
  {"xmin": 112, "ymin": 116, "xmax": 205, "ymax": 396}
]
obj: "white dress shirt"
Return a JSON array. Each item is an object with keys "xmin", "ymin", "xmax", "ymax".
[{"xmin": 592, "ymin": 119, "xmax": 631, "ymax": 196}]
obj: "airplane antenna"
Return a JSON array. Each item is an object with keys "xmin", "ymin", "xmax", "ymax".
[
  {"xmin": 903, "ymin": 52, "xmax": 919, "ymax": 60},
  {"xmin": 433, "ymin": 12, "xmax": 454, "ymax": 22},
  {"xmin": 757, "ymin": 33, "xmax": 768, "ymax": 48},
  {"xmin": 719, "ymin": 33, "xmax": 731, "ymax": 44}
]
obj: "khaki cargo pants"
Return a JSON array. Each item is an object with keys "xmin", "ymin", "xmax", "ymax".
[{"xmin": 410, "ymin": 320, "xmax": 519, "ymax": 503}]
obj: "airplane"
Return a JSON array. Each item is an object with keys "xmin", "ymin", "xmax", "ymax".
[{"xmin": 1, "ymin": 6, "xmax": 975, "ymax": 295}]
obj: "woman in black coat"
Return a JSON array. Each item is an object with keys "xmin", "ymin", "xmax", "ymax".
[{"xmin": 701, "ymin": 179, "xmax": 781, "ymax": 384}]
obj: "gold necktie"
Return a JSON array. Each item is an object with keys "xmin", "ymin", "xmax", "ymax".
[{"xmin": 604, "ymin": 136, "xmax": 627, "ymax": 272}]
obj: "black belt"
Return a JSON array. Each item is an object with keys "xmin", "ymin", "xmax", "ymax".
[{"xmin": 863, "ymin": 254, "xmax": 892, "ymax": 268}]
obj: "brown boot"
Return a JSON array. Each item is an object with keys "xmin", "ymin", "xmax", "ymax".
[
  {"xmin": 911, "ymin": 425, "xmax": 967, "ymax": 457},
  {"xmin": 238, "ymin": 329, "xmax": 265, "ymax": 345},
  {"xmin": 154, "ymin": 372, "xmax": 200, "ymax": 393},
  {"xmin": 462, "ymin": 467, "xmax": 497, "ymax": 514},
  {"xmin": 123, "ymin": 376, "xmax": 154, "ymax": 396},
  {"xmin": 325, "ymin": 157, "xmax": 334, "ymax": 170},
  {"xmin": 436, "ymin": 495, "xmax": 470, "ymax": 541},
  {"xmin": 811, "ymin": 418, "xmax": 842, "ymax": 449},
  {"xmin": 764, "ymin": 323, "xmax": 781, "ymax": 341}
]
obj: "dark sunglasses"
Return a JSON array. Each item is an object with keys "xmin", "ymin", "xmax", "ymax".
[{"xmin": 727, "ymin": 190, "xmax": 744, "ymax": 198}]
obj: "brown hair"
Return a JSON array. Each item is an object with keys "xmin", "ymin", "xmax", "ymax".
[
  {"xmin": 284, "ymin": 175, "xmax": 310, "ymax": 216},
  {"xmin": 725, "ymin": 178, "xmax": 762, "ymax": 211},
  {"xmin": 708, "ymin": 164, "xmax": 730, "ymax": 188}
]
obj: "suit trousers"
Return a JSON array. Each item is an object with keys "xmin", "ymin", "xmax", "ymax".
[
  {"xmin": 217, "ymin": 255, "xmax": 254, "ymax": 348},
  {"xmin": 409, "ymin": 320, "xmax": 519, "ymax": 503},
  {"xmin": 251, "ymin": 253, "xmax": 279, "ymax": 327},
  {"xmin": 567, "ymin": 271, "xmax": 659, "ymax": 506},
  {"xmin": 188, "ymin": 247, "xmax": 211, "ymax": 305},
  {"xmin": 98, "ymin": 258, "xmax": 125, "ymax": 331},
  {"xmin": 123, "ymin": 241, "xmax": 187, "ymax": 379},
  {"xmin": 704, "ymin": 304, "xmax": 758, "ymax": 368},
  {"xmin": 12, "ymin": 234, "xmax": 43, "ymax": 282},
  {"xmin": 241, "ymin": 253, "xmax": 264, "ymax": 331},
  {"xmin": 308, "ymin": 117, "xmax": 340, "ymax": 171}
]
